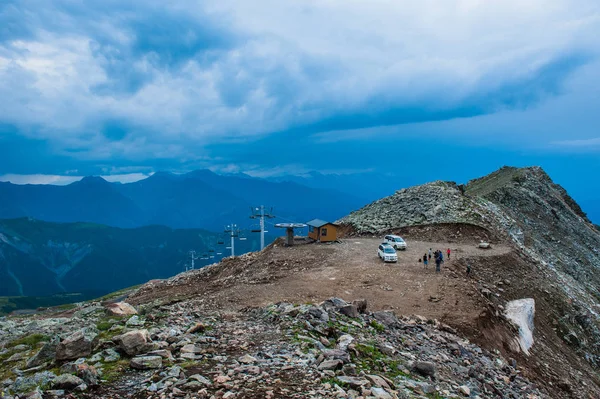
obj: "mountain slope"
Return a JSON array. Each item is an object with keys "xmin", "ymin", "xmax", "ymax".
[
  {"xmin": 0, "ymin": 218, "xmax": 252, "ymax": 297},
  {"xmin": 0, "ymin": 177, "xmax": 145, "ymax": 227}
]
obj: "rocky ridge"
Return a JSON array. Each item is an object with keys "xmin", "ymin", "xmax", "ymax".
[
  {"xmin": 339, "ymin": 166, "xmax": 600, "ymax": 392},
  {"xmin": 1, "ymin": 298, "xmax": 544, "ymax": 399}
]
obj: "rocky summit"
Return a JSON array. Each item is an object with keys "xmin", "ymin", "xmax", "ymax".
[{"xmin": 1, "ymin": 166, "xmax": 600, "ymax": 399}]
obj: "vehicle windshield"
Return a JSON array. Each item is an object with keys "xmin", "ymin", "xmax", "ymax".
[
  {"xmin": 384, "ymin": 247, "xmax": 395, "ymax": 254},
  {"xmin": 395, "ymin": 238, "xmax": 404, "ymax": 242}
]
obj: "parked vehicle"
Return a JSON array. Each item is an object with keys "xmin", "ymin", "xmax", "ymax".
[
  {"xmin": 384, "ymin": 235, "xmax": 407, "ymax": 250},
  {"xmin": 378, "ymin": 243, "xmax": 398, "ymax": 263}
]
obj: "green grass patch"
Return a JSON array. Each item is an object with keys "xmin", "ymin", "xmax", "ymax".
[
  {"xmin": 369, "ymin": 320, "xmax": 385, "ymax": 333},
  {"xmin": 100, "ymin": 359, "xmax": 129, "ymax": 383},
  {"xmin": 96, "ymin": 316, "xmax": 124, "ymax": 332},
  {"xmin": 321, "ymin": 377, "xmax": 350, "ymax": 389},
  {"xmin": 7, "ymin": 333, "xmax": 50, "ymax": 348}
]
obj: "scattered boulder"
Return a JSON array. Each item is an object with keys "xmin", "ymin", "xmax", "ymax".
[
  {"xmin": 335, "ymin": 376, "xmax": 369, "ymax": 389},
  {"xmin": 130, "ymin": 356, "xmax": 163, "ymax": 370},
  {"xmin": 52, "ymin": 374, "xmax": 85, "ymax": 390},
  {"xmin": 126, "ymin": 315, "xmax": 144, "ymax": 327},
  {"xmin": 11, "ymin": 371, "xmax": 56, "ymax": 393},
  {"xmin": 238, "ymin": 354, "xmax": 257, "ymax": 364},
  {"xmin": 321, "ymin": 349, "xmax": 350, "ymax": 363},
  {"xmin": 366, "ymin": 375, "xmax": 391, "ymax": 389},
  {"xmin": 317, "ymin": 359, "xmax": 343, "ymax": 370},
  {"xmin": 113, "ymin": 329, "xmax": 154, "ymax": 356},
  {"xmin": 336, "ymin": 334, "xmax": 354, "ymax": 351},
  {"xmin": 413, "ymin": 361, "xmax": 436, "ymax": 378},
  {"xmin": 188, "ymin": 374, "xmax": 212, "ymax": 386},
  {"xmin": 372, "ymin": 311, "xmax": 399, "ymax": 328},
  {"xmin": 338, "ymin": 304, "xmax": 359, "ymax": 318},
  {"xmin": 26, "ymin": 336, "xmax": 59, "ymax": 368},
  {"xmin": 371, "ymin": 387, "xmax": 394, "ymax": 399},
  {"xmin": 459, "ymin": 385, "xmax": 471, "ymax": 396},
  {"xmin": 105, "ymin": 302, "xmax": 138, "ymax": 317},
  {"xmin": 55, "ymin": 327, "xmax": 98, "ymax": 361}
]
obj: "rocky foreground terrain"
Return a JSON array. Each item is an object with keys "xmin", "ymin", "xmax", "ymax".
[
  {"xmin": 1, "ymin": 296, "xmax": 545, "ymax": 399},
  {"xmin": 1, "ymin": 166, "xmax": 599, "ymax": 399}
]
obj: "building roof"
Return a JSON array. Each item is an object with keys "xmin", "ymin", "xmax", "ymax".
[{"xmin": 306, "ymin": 219, "xmax": 338, "ymax": 228}]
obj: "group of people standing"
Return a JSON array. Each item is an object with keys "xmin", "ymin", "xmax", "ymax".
[{"xmin": 421, "ymin": 248, "xmax": 451, "ymax": 272}]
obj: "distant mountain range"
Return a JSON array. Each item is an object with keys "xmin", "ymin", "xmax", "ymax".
[
  {"xmin": 0, "ymin": 170, "xmax": 366, "ymax": 231},
  {"xmin": 0, "ymin": 218, "xmax": 255, "ymax": 297}
]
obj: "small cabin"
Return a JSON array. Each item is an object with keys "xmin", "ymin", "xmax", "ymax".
[{"xmin": 307, "ymin": 219, "xmax": 338, "ymax": 242}]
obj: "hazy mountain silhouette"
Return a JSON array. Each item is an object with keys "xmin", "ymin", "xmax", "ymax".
[{"xmin": 0, "ymin": 170, "xmax": 365, "ymax": 230}]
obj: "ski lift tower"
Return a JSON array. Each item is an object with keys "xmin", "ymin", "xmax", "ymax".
[
  {"xmin": 250, "ymin": 205, "xmax": 275, "ymax": 250},
  {"xmin": 274, "ymin": 223, "xmax": 307, "ymax": 246},
  {"xmin": 224, "ymin": 224, "xmax": 241, "ymax": 257}
]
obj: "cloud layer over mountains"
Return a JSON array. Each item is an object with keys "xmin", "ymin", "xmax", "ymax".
[{"xmin": 1, "ymin": 0, "xmax": 599, "ymax": 176}]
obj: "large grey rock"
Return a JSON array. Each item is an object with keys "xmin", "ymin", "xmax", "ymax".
[
  {"xmin": 52, "ymin": 374, "xmax": 85, "ymax": 390},
  {"xmin": 336, "ymin": 334, "xmax": 354, "ymax": 351},
  {"xmin": 105, "ymin": 302, "xmax": 137, "ymax": 317},
  {"xmin": 318, "ymin": 359, "xmax": 343, "ymax": 370},
  {"xmin": 12, "ymin": 371, "xmax": 56, "ymax": 393},
  {"xmin": 56, "ymin": 327, "xmax": 98, "ymax": 361},
  {"xmin": 26, "ymin": 337, "xmax": 59, "ymax": 368},
  {"xmin": 321, "ymin": 349, "xmax": 350, "ymax": 363},
  {"xmin": 180, "ymin": 344, "xmax": 203, "ymax": 354},
  {"xmin": 336, "ymin": 376, "xmax": 369, "ymax": 389},
  {"xmin": 413, "ymin": 361, "xmax": 436, "ymax": 378},
  {"xmin": 373, "ymin": 311, "xmax": 399, "ymax": 328},
  {"xmin": 371, "ymin": 387, "xmax": 393, "ymax": 399},
  {"xmin": 188, "ymin": 374, "xmax": 212, "ymax": 386},
  {"xmin": 130, "ymin": 356, "xmax": 162, "ymax": 370},
  {"xmin": 338, "ymin": 304, "xmax": 359, "ymax": 318},
  {"xmin": 113, "ymin": 329, "xmax": 154, "ymax": 356}
]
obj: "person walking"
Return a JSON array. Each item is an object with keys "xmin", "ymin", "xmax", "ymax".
[
  {"xmin": 423, "ymin": 254, "xmax": 428, "ymax": 268},
  {"xmin": 435, "ymin": 252, "xmax": 441, "ymax": 273},
  {"xmin": 428, "ymin": 248, "xmax": 432, "ymax": 260},
  {"xmin": 466, "ymin": 263, "xmax": 472, "ymax": 277},
  {"xmin": 447, "ymin": 248, "xmax": 451, "ymax": 259}
]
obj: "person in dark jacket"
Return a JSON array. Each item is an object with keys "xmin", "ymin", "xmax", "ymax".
[{"xmin": 423, "ymin": 254, "xmax": 428, "ymax": 268}]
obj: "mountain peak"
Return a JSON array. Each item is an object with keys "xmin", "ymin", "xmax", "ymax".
[{"xmin": 75, "ymin": 176, "xmax": 109, "ymax": 185}]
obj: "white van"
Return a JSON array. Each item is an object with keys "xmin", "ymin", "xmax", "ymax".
[
  {"xmin": 384, "ymin": 235, "xmax": 407, "ymax": 250},
  {"xmin": 378, "ymin": 243, "xmax": 398, "ymax": 263}
]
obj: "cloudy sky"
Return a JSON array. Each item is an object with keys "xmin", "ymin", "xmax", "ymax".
[{"xmin": 1, "ymin": 1, "xmax": 599, "ymax": 214}]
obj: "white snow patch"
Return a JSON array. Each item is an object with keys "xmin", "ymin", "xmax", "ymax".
[{"xmin": 505, "ymin": 298, "xmax": 535, "ymax": 355}]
